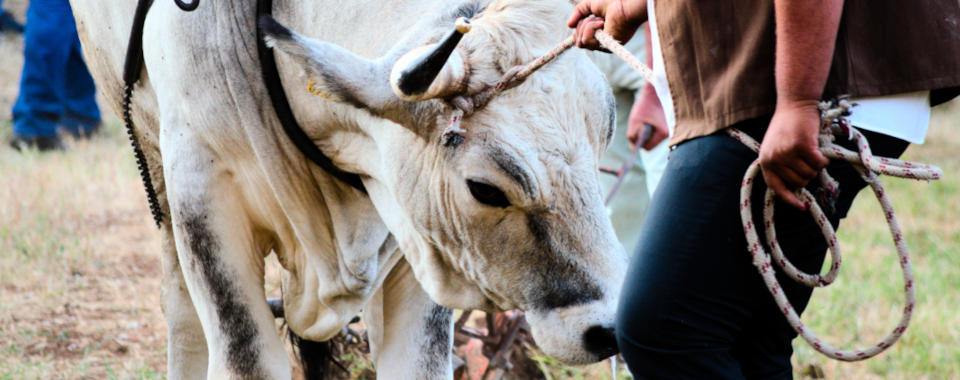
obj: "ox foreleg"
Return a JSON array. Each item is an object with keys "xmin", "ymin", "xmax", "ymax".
[
  {"xmin": 366, "ymin": 259, "xmax": 454, "ymax": 379},
  {"xmin": 160, "ymin": 219, "xmax": 210, "ymax": 379},
  {"xmin": 164, "ymin": 139, "xmax": 289, "ymax": 379}
]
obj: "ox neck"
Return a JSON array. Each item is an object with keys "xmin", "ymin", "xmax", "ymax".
[{"xmin": 255, "ymin": 0, "xmax": 367, "ymax": 193}]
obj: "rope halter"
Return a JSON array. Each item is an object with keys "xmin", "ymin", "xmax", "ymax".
[
  {"xmin": 440, "ymin": 27, "xmax": 580, "ymax": 146},
  {"xmin": 440, "ymin": 25, "xmax": 656, "ymax": 147}
]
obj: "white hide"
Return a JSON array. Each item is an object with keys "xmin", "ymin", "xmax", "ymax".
[{"xmin": 72, "ymin": 0, "xmax": 627, "ymax": 374}]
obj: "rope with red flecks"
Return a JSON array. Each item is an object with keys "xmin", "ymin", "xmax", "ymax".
[
  {"xmin": 726, "ymin": 98, "xmax": 942, "ymax": 361},
  {"xmin": 442, "ymin": 24, "xmax": 654, "ymax": 146},
  {"xmin": 441, "ymin": 28, "xmax": 576, "ymax": 145},
  {"xmin": 459, "ymin": 21, "xmax": 946, "ymax": 361}
]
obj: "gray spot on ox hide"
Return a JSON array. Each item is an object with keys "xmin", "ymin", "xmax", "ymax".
[
  {"xmin": 525, "ymin": 210, "xmax": 604, "ymax": 311},
  {"xmin": 417, "ymin": 304, "xmax": 454, "ymax": 377},
  {"xmin": 181, "ymin": 209, "xmax": 263, "ymax": 378}
]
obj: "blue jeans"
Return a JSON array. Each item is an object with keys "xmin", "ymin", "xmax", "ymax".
[
  {"xmin": 615, "ymin": 118, "xmax": 909, "ymax": 379},
  {"xmin": 12, "ymin": 0, "xmax": 99, "ymax": 138}
]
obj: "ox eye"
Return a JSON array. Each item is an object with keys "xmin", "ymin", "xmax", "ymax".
[{"xmin": 467, "ymin": 180, "xmax": 511, "ymax": 208}]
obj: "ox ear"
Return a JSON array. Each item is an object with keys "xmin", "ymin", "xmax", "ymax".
[{"xmin": 260, "ymin": 16, "xmax": 397, "ymax": 111}]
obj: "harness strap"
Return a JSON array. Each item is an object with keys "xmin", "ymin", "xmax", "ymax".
[
  {"xmin": 121, "ymin": 0, "xmax": 365, "ymax": 228},
  {"xmin": 255, "ymin": 0, "xmax": 366, "ymax": 193},
  {"xmin": 174, "ymin": 0, "xmax": 199, "ymax": 11}
]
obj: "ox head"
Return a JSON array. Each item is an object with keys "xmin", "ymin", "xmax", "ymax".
[{"xmin": 263, "ymin": 0, "xmax": 626, "ymax": 364}]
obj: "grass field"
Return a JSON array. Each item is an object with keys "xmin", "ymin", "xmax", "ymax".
[{"xmin": 1, "ymin": 1, "xmax": 958, "ymax": 378}]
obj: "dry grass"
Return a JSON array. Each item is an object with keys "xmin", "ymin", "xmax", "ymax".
[
  {"xmin": 0, "ymin": 110, "xmax": 166, "ymax": 376},
  {"xmin": 1, "ymin": 0, "xmax": 958, "ymax": 378},
  {"xmin": 789, "ymin": 101, "xmax": 960, "ymax": 379},
  {"xmin": 1, "ymin": 2, "xmax": 165, "ymax": 378}
]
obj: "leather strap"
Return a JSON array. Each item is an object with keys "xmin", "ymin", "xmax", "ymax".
[{"xmin": 255, "ymin": 0, "xmax": 367, "ymax": 192}]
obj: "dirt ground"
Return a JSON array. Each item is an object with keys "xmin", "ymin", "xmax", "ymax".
[{"xmin": 0, "ymin": 1, "xmax": 167, "ymax": 378}]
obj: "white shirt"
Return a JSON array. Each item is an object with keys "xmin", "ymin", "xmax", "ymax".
[
  {"xmin": 645, "ymin": 0, "xmax": 930, "ymax": 144},
  {"xmin": 646, "ymin": 0, "xmax": 677, "ymax": 137}
]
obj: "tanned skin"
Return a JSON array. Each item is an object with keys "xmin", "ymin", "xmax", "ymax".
[
  {"xmin": 567, "ymin": 0, "xmax": 647, "ymax": 50},
  {"xmin": 762, "ymin": 0, "xmax": 842, "ymax": 209},
  {"xmin": 568, "ymin": 0, "xmax": 845, "ymax": 209}
]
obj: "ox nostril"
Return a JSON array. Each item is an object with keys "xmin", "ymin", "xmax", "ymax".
[{"xmin": 583, "ymin": 325, "xmax": 619, "ymax": 358}]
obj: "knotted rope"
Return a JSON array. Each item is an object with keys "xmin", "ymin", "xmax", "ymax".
[
  {"xmin": 726, "ymin": 99, "xmax": 942, "ymax": 361},
  {"xmin": 442, "ymin": 28, "xmax": 656, "ymax": 146},
  {"xmin": 440, "ymin": 31, "xmax": 576, "ymax": 145},
  {"xmin": 452, "ymin": 24, "xmax": 944, "ymax": 361}
]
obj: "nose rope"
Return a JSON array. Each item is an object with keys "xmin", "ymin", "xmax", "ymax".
[
  {"xmin": 458, "ymin": 26, "xmax": 944, "ymax": 362},
  {"xmin": 441, "ymin": 28, "xmax": 656, "ymax": 146}
]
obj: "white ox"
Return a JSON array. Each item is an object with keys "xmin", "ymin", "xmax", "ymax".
[{"xmin": 71, "ymin": 0, "xmax": 627, "ymax": 378}]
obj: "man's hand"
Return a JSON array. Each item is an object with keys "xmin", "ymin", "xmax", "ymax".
[
  {"xmin": 758, "ymin": 101, "xmax": 829, "ymax": 210},
  {"xmin": 762, "ymin": 0, "xmax": 844, "ymax": 209},
  {"xmin": 627, "ymin": 81, "xmax": 668, "ymax": 150},
  {"xmin": 567, "ymin": 0, "xmax": 647, "ymax": 50},
  {"xmin": 628, "ymin": 119, "xmax": 668, "ymax": 150}
]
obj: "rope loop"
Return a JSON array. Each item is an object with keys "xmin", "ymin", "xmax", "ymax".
[{"xmin": 727, "ymin": 100, "xmax": 942, "ymax": 361}]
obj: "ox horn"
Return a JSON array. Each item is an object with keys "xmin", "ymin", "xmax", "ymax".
[
  {"xmin": 267, "ymin": 297, "xmax": 284, "ymax": 318},
  {"xmin": 390, "ymin": 17, "xmax": 472, "ymax": 101}
]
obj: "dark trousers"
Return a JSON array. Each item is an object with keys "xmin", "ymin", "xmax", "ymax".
[
  {"xmin": 615, "ymin": 118, "xmax": 908, "ymax": 379},
  {"xmin": 12, "ymin": 0, "xmax": 99, "ymax": 138}
]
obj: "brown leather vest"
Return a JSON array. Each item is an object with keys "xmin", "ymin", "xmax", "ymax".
[{"xmin": 654, "ymin": 0, "xmax": 960, "ymax": 145}]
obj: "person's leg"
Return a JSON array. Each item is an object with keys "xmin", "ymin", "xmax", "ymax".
[
  {"xmin": 734, "ymin": 128, "xmax": 909, "ymax": 379},
  {"xmin": 58, "ymin": 4, "xmax": 101, "ymax": 137},
  {"xmin": 639, "ymin": 138, "xmax": 669, "ymax": 196},
  {"xmin": 731, "ymin": 196, "xmax": 830, "ymax": 379},
  {"xmin": 613, "ymin": 118, "xmax": 910, "ymax": 379},
  {"xmin": 616, "ymin": 120, "xmax": 768, "ymax": 379},
  {"xmin": 10, "ymin": 0, "xmax": 75, "ymax": 148}
]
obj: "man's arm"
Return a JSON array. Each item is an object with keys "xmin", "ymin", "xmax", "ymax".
[
  {"xmin": 759, "ymin": 0, "xmax": 844, "ymax": 209},
  {"xmin": 627, "ymin": 25, "xmax": 668, "ymax": 150}
]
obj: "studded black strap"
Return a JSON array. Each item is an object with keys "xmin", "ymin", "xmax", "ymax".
[{"xmin": 122, "ymin": 0, "xmax": 163, "ymax": 228}]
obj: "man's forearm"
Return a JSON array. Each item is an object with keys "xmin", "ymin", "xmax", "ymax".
[{"xmin": 774, "ymin": 0, "xmax": 845, "ymax": 104}]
